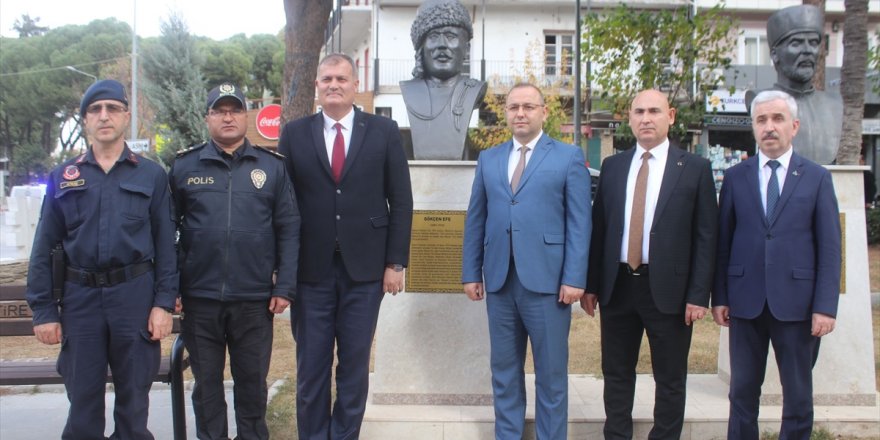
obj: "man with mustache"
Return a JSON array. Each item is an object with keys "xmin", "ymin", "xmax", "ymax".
[
  {"xmin": 26, "ymin": 79, "xmax": 177, "ymax": 439},
  {"xmin": 712, "ymin": 90, "xmax": 841, "ymax": 440},
  {"xmin": 400, "ymin": 0, "xmax": 487, "ymax": 160},
  {"xmin": 169, "ymin": 82, "xmax": 300, "ymax": 439},
  {"xmin": 746, "ymin": 4, "xmax": 842, "ymax": 165}
]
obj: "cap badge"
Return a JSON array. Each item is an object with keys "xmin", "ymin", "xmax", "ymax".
[
  {"xmin": 220, "ymin": 83, "xmax": 236, "ymax": 95},
  {"xmin": 251, "ymin": 169, "xmax": 267, "ymax": 189}
]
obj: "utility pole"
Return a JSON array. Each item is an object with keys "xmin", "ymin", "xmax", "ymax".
[{"xmin": 131, "ymin": 0, "xmax": 139, "ymax": 141}]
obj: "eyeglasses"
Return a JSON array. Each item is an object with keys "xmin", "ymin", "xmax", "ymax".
[
  {"xmin": 86, "ymin": 103, "xmax": 127, "ymax": 115},
  {"xmin": 505, "ymin": 103, "xmax": 544, "ymax": 113},
  {"xmin": 208, "ymin": 108, "xmax": 246, "ymax": 118}
]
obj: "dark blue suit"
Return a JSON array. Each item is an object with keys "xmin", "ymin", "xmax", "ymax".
[
  {"xmin": 278, "ymin": 107, "xmax": 413, "ymax": 440},
  {"xmin": 713, "ymin": 152, "xmax": 841, "ymax": 440},
  {"xmin": 462, "ymin": 134, "xmax": 591, "ymax": 439}
]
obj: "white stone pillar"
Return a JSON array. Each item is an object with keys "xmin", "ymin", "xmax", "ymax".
[{"xmin": 371, "ymin": 161, "xmax": 493, "ymax": 405}]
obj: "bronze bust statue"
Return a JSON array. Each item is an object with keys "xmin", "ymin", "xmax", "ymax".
[
  {"xmin": 747, "ymin": 4, "xmax": 842, "ymax": 164},
  {"xmin": 401, "ymin": 0, "xmax": 487, "ymax": 160}
]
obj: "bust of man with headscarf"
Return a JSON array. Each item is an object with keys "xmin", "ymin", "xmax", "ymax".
[
  {"xmin": 400, "ymin": 0, "xmax": 487, "ymax": 160},
  {"xmin": 746, "ymin": 4, "xmax": 842, "ymax": 164}
]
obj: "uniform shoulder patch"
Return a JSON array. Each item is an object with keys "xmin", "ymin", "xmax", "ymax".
[
  {"xmin": 177, "ymin": 143, "xmax": 206, "ymax": 157},
  {"xmin": 253, "ymin": 145, "xmax": 285, "ymax": 160}
]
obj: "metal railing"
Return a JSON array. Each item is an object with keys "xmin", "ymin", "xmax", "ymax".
[{"xmin": 374, "ymin": 59, "xmax": 575, "ymax": 91}]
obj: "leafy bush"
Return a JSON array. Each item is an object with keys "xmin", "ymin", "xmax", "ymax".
[{"xmin": 867, "ymin": 207, "xmax": 880, "ymax": 245}]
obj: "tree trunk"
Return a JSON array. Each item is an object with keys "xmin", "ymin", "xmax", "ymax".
[
  {"xmin": 803, "ymin": 0, "xmax": 827, "ymax": 91},
  {"xmin": 282, "ymin": 0, "xmax": 333, "ymax": 124},
  {"xmin": 41, "ymin": 121, "xmax": 53, "ymax": 154},
  {"xmin": 836, "ymin": 0, "xmax": 868, "ymax": 165}
]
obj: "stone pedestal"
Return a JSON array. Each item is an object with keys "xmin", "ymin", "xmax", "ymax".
[
  {"xmin": 717, "ymin": 166, "xmax": 878, "ymax": 406},
  {"xmin": 371, "ymin": 161, "xmax": 493, "ymax": 405}
]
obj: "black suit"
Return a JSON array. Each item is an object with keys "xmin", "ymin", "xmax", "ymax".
[
  {"xmin": 278, "ymin": 107, "xmax": 413, "ymax": 440},
  {"xmin": 587, "ymin": 144, "xmax": 717, "ymax": 439}
]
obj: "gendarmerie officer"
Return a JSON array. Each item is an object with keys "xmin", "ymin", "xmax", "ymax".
[
  {"xmin": 26, "ymin": 79, "xmax": 178, "ymax": 439},
  {"xmin": 169, "ymin": 82, "xmax": 300, "ymax": 440}
]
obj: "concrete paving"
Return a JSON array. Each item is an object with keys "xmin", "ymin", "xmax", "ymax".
[
  {"xmin": 362, "ymin": 374, "xmax": 880, "ymax": 440},
  {"xmin": 0, "ymin": 380, "xmax": 286, "ymax": 440},
  {"xmin": 1, "ymin": 374, "xmax": 877, "ymax": 439}
]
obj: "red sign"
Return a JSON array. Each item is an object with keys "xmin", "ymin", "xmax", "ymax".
[{"xmin": 255, "ymin": 104, "xmax": 282, "ymax": 140}]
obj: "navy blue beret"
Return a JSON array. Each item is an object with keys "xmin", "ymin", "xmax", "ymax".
[{"xmin": 79, "ymin": 79, "xmax": 129, "ymax": 116}]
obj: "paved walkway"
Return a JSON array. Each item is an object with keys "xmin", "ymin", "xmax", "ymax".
[
  {"xmin": 2, "ymin": 375, "xmax": 878, "ymax": 439},
  {"xmin": 0, "ymin": 380, "xmax": 285, "ymax": 439},
  {"xmin": 362, "ymin": 374, "xmax": 880, "ymax": 440}
]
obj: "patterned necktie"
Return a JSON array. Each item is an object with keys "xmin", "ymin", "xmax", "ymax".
[
  {"xmin": 331, "ymin": 122, "xmax": 345, "ymax": 184},
  {"xmin": 766, "ymin": 159, "xmax": 781, "ymax": 223},
  {"xmin": 627, "ymin": 151, "xmax": 651, "ymax": 270},
  {"xmin": 510, "ymin": 145, "xmax": 529, "ymax": 191}
]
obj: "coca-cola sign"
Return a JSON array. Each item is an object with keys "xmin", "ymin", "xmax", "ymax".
[{"xmin": 255, "ymin": 104, "xmax": 282, "ymax": 140}]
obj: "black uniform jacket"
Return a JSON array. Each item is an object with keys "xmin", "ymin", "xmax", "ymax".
[{"xmin": 170, "ymin": 139, "xmax": 300, "ymax": 302}]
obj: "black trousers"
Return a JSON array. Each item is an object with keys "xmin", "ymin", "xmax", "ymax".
[
  {"xmin": 181, "ymin": 297, "xmax": 274, "ymax": 440},
  {"xmin": 599, "ymin": 265, "xmax": 693, "ymax": 440}
]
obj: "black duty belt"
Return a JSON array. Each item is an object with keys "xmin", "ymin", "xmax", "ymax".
[
  {"xmin": 66, "ymin": 261, "xmax": 154, "ymax": 288},
  {"xmin": 619, "ymin": 263, "xmax": 649, "ymax": 277}
]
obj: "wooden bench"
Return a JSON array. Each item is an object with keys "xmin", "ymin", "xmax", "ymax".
[{"xmin": 0, "ymin": 284, "xmax": 190, "ymax": 440}]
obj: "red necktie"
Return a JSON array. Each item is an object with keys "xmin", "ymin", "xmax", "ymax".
[{"xmin": 331, "ymin": 122, "xmax": 345, "ymax": 184}]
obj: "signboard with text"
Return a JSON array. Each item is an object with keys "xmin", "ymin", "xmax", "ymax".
[{"xmin": 255, "ymin": 104, "xmax": 282, "ymax": 140}]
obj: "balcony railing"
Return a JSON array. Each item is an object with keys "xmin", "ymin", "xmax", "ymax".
[{"xmin": 374, "ymin": 59, "xmax": 576, "ymax": 92}]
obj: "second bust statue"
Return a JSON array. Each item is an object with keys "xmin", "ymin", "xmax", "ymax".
[{"xmin": 401, "ymin": 0, "xmax": 488, "ymax": 160}]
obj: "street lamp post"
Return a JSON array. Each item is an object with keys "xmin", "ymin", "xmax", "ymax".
[
  {"xmin": 65, "ymin": 66, "xmax": 97, "ymax": 83},
  {"xmin": 131, "ymin": 0, "xmax": 138, "ymax": 141}
]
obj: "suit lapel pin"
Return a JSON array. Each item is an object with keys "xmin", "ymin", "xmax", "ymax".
[
  {"xmin": 792, "ymin": 170, "xmax": 799, "ymax": 176},
  {"xmin": 677, "ymin": 161, "xmax": 683, "ymax": 166}
]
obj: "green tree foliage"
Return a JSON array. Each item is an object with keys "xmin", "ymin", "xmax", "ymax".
[
  {"xmin": 468, "ymin": 41, "xmax": 574, "ymax": 151},
  {"xmin": 141, "ymin": 14, "xmax": 207, "ymax": 166},
  {"xmin": 869, "ymin": 30, "xmax": 879, "ymax": 97},
  {"xmin": 0, "ymin": 17, "xmax": 132, "ymax": 186},
  {"xmin": 198, "ymin": 39, "xmax": 253, "ymax": 90},
  {"xmin": 9, "ymin": 142, "xmax": 50, "ymax": 185},
  {"xmin": 227, "ymin": 33, "xmax": 285, "ymax": 98},
  {"xmin": 583, "ymin": 3, "xmax": 739, "ymax": 143},
  {"xmin": 13, "ymin": 14, "xmax": 49, "ymax": 38}
]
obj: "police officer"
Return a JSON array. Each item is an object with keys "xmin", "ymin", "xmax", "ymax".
[
  {"xmin": 26, "ymin": 79, "xmax": 178, "ymax": 439},
  {"xmin": 169, "ymin": 82, "xmax": 300, "ymax": 440}
]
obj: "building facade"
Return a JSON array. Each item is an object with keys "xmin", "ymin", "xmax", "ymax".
[{"xmin": 324, "ymin": 0, "xmax": 879, "ymax": 178}]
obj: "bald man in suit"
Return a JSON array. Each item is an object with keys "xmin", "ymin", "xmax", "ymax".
[{"xmin": 584, "ymin": 89, "xmax": 718, "ymax": 440}]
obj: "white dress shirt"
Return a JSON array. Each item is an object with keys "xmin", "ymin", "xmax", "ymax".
[
  {"xmin": 507, "ymin": 131, "xmax": 543, "ymax": 183},
  {"xmin": 620, "ymin": 139, "xmax": 669, "ymax": 264},
  {"xmin": 322, "ymin": 109, "xmax": 355, "ymax": 162},
  {"xmin": 758, "ymin": 147, "xmax": 793, "ymax": 214}
]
